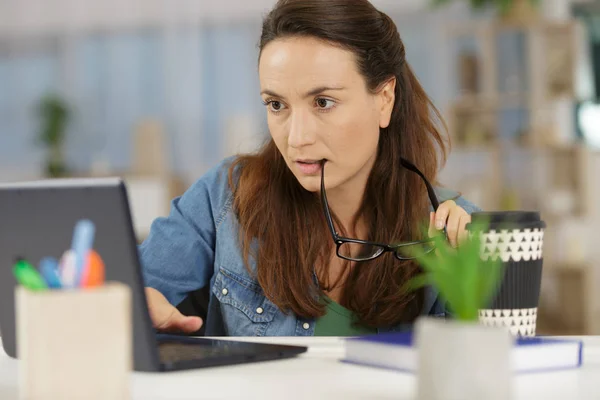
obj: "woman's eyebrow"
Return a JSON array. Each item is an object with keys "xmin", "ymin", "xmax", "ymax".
[
  {"xmin": 260, "ymin": 89, "xmax": 283, "ymax": 99},
  {"xmin": 304, "ymin": 86, "xmax": 346, "ymax": 97},
  {"xmin": 260, "ymin": 86, "xmax": 346, "ymax": 100}
]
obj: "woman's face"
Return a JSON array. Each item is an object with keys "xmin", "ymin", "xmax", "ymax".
[{"xmin": 259, "ymin": 36, "xmax": 396, "ymax": 194}]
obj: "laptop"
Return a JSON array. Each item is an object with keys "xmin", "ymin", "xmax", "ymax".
[{"xmin": 0, "ymin": 177, "xmax": 307, "ymax": 372}]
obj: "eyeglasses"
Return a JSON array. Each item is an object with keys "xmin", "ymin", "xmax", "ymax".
[{"xmin": 320, "ymin": 158, "xmax": 444, "ymax": 262}]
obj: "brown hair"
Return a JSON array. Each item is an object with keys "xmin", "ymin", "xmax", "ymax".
[{"xmin": 228, "ymin": 0, "xmax": 449, "ymax": 328}]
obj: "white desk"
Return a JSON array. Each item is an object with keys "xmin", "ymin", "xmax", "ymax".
[{"xmin": 2, "ymin": 336, "xmax": 600, "ymax": 399}]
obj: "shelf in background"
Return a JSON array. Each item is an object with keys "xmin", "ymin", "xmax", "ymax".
[{"xmin": 452, "ymin": 92, "xmax": 530, "ymax": 110}]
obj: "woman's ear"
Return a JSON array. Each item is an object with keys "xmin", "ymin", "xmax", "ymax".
[{"xmin": 378, "ymin": 78, "xmax": 396, "ymax": 129}]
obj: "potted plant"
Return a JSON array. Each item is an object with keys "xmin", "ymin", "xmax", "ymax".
[
  {"xmin": 433, "ymin": 0, "xmax": 541, "ymax": 23},
  {"xmin": 405, "ymin": 220, "xmax": 512, "ymax": 400},
  {"xmin": 37, "ymin": 93, "xmax": 70, "ymax": 178}
]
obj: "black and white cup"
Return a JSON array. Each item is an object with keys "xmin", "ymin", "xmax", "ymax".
[{"xmin": 467, "ymin": 211, "xmax": 546, "ymax": 337}]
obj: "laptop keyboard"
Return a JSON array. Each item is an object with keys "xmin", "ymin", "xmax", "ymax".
[{"xmin": 157, "ymin": 340, "xmax": 248, "ymax": 364}]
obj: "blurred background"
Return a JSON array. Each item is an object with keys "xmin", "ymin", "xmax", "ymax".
[{"xmin": 1, "ymin": 0, "xmax": 599, "ymax": 335}]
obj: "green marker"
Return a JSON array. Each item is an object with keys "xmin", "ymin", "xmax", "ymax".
[{"xmin": 13, "ymin": 260, "xmax": 48, "ymax": 291}]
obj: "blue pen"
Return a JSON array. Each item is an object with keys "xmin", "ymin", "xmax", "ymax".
[
  {"xmin": 39, "ymin": 257, "xmax": 63, "ymax": 289},
  {"xmin": 71, "ymin": 219, "xmax": 96, "ymax": 288}
]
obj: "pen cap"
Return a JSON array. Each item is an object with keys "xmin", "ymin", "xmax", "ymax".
[
  {"xmin": 81, "ymin": 250, "xmax": 105, "ymax": 288},
  {"xmin": 13, "ymin": 260, "xmax": 48, "ymax": 291}
]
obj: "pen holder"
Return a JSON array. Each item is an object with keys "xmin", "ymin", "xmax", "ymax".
[{"xmin": 16, "ymin": 282, "xmax": 132, "ymax": 400}]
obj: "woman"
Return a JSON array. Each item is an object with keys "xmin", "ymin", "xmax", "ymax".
[{"xmin": 140, "ymin": 0, "xmax": 481, "ymax": 337}]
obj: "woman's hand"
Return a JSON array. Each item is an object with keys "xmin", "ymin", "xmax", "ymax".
[
  {"xmin": 428, "ymin": 200, "xmax": 471, "ymax": 248},
  {"xmin": 145, "ymin": 287, "xmax": 203, "ymax": 334}
]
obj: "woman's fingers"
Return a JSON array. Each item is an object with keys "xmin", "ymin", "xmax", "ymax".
[
  {"xmin": 431, "ymin": 200, "xmax": 471, "ymax": 248},
  {"xmin": 458, "ymin": 214, "xmax": 471, "ymax": 245}
]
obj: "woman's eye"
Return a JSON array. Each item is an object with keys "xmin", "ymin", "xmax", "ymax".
[
  {"xmin": 265, "ymin": 100, "xmax": 286, "ymax": 113},
  {"xmin": 315, "ymin": 98, "xmax": 335, "ymax": 110}
]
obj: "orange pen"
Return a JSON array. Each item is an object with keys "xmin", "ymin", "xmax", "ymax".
[{"xmin": 81, "ymin": 250, "xmax": 105, "ymax": 288}]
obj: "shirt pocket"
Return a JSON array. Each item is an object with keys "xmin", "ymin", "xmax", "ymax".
[{"xmin": 212, "ymin": 266, "xmax": 277, "ymax": 335}]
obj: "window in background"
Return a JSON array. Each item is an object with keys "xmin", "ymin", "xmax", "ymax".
[
  {"xmin": 577, "ymin": 101, "xmax": 600, "ymax": 148},
  {"xmin": 71, "ymin": 30, "xmax": 164, "ymax": 172},
  {"xmin": 573, "ymin": 2, "xmax": 600, "ymax": 149},
  {"xmin": 200, "ymin": 23, "xmax": 267, "ymax": 167},
  {"xmin": 0, "ymin": 38, "xmax": 60, "ymax": 180}
]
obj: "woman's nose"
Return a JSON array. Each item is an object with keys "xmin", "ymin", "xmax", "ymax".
[{"xmin": 287, "ymin": 110, "xmax": 317, "ymax": 149}]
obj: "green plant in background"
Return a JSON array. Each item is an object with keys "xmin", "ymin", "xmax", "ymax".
[
  {"xmin": 404, "ymin": 220, "xmax": 504, "ymax": 321},
  {"xmin": 37, "ymin": 93, "xmax": 70, "ymax": 178},
  {"xmin": 432, "ymin": 0, "xmax": 540, "ymax": 16}
]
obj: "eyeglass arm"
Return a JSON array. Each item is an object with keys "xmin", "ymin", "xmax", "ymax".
[{"xmin": 399, "ymin": 157, "xmax": 440, "ymax": 211}]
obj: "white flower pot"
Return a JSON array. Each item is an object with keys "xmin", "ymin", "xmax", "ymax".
[{"xmin": 415, "ymin": 317, "xmax": 513, "ymax": 400}]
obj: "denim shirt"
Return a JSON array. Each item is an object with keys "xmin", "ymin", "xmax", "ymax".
[{"xmin": 139, "ymin": 157, "xmax": 481, "ymax": 336}]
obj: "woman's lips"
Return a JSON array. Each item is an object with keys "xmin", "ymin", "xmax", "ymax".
[{"xmin": 295, "ymin": 160, "xmax": 323, "ymax": 175}]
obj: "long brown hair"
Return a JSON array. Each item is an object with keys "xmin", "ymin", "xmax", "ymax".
[{"xmin": 228, "ymin": 0, "xmax": 449, "ymax": 328}]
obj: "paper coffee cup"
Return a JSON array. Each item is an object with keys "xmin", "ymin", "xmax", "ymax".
[{"xmin": 467, "ymin": 211, "xmax": 546, "ymax": 337}]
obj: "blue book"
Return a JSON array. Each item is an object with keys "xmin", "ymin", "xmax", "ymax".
[{"xmin": 342, "ymin": 331, "xmax": 583, "ymax": 374}]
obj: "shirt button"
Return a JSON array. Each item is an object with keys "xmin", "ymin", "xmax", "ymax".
[
  {"xmin": 303, "ymin": 323, "xmax": 310, "ymax": 330},
  {"xmin": 222, "ymin": 288, "xmax": 228, "ymax": 295},
  {"xmin": 256, "ymin": 307, "xmax": 264, "ymax": 314}
]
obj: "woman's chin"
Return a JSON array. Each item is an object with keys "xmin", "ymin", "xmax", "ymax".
[{"xmin": 294, "ymin": 175, "xmax": 321, "ymax": 193}]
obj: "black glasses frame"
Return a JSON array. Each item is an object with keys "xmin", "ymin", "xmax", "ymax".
[{"xmin": 320, "ymin": 158, "xmax": 444, "ymax": 262}]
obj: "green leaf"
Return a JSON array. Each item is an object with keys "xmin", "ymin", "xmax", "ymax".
[
  {"xmin": 430, "ymin": 0, "xmax": 453, "ymax": 8},
  {"xmin": 403, "ymin": 217, "xmax": 503, "ymax": 322},
  {"xmin": 461, "ymin": 223, "xmax": 482, "ymax": 309},
  {"xmin": 407, "ymin": 236, "xmax": 464, "ymax": 317},
  {"xmin": 431, "ymin": 263, "xmax": 466, "ymax": 317},
  {"xmin": 497, "ymin": 0, "xmax": 513, "ymax": 15},
  {"xmin": 402, "ymin": 273, "xmax": 432, "ymax": 293}
]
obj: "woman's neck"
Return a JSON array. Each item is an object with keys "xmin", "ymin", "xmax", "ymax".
[{"xmin": 326, "ymin": 190, "xmax": 363, "ymax": 236}]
